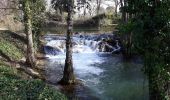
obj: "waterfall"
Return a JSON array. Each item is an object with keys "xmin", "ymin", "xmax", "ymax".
[
  {"xmin": 44, "ymin": 34, "xmax": 121, "ymax": 56},
  {"xmin": 44, "ymin": 33, "xmax": 148, "ymax": 100}
]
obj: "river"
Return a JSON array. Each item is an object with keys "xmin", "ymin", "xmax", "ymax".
[{"xmin": 43, "ymin": 33, "xmax": 149, "ymax": 100}]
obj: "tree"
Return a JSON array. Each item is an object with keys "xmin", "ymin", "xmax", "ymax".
[
  {"xmin": 51, "ymin": 0, "xmax": 68, "ymax": 22},
  {"xmin": 113, "ymin": 0, "xmax": 119, "ymax": 17},
  {"xmin": 96, "ymin": 0, "xmax": 102, "ymax": 30},
  {"xmin": 61, "ymin": 0, "xmax": 76, "ymax": 84},
  {"xmin": 52, "ymin": 0, "xmax": 76, "ymax": 84},
  {"xmin": 23, "ymin": 0, "xmax": 36, "ymax": 67},
  {"xmin": 76, "ymin": 0, "xmax": 91, "ymax": 19},
  {"xmin": 119, "ymin": 0, "xmax": 170, "ymax": 99},
  {"xmin": 119, "ymin": 0, "xmax": 128, "ymax": 22},
  {"xmin": 119, "ymin": 0, "xmax": 133, "ymax": 59},
  {"xmin": 31, "ymin": 0, "xmax": 46, "ymax": 52},
  {"xmin": 96, "ymin": 0, "xmax": 102, "ymax": 15}
]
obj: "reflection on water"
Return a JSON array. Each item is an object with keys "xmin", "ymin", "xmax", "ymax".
[{"xmin": 44, "ymin": 35, "xmax": 149, "ymax": 100}]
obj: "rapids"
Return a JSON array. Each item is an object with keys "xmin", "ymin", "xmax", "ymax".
[{"xmin": 44, "ymin": 33, "xmax": 149, "ymax": 100}]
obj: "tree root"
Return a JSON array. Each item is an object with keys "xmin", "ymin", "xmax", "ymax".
[{"xmin": 0, "ymin": 60, "xmax": 45, "ymax": 80}]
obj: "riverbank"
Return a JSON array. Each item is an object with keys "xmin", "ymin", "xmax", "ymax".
[
  {"xmin": 0, "ymin": 30, "xmax": 68, "ymax": 100},
  {"xmin": 43, "ymin": 33, "xmax": 149, "ymax": 100},
  {"xmin": 43, "ymin": 24, "xmax": 117, "ymax": 34}
]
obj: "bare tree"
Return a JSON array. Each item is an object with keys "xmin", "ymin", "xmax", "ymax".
[
  {"xmin": 96, "ymin": 0, "xmax": 102, "ymax": 30},
  {"xmin": 96, "ymin": 0, "xmax": 102, "ymax": 15},
  {"xmin": 114, "ymin": 0, "xmax": 119, "ymax": 17}
]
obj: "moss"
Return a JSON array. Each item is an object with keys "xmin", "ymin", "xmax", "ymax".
[{"xmin": 0, "ymin": 65, "xmax": 67, "ymax": 100}]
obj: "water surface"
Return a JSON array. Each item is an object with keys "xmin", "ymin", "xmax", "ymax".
[{"xmin": 44, "ymin": 35, "xmax": 149, "ymax": 100}]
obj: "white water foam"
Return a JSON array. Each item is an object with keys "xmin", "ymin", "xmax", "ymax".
[
  {"xmin": 46, "ymin": 52, "xmax": 104, "ymax": 77},
  {"xmin": 44, "ymin": 35, "xmax": 115, "ymax": 83}
]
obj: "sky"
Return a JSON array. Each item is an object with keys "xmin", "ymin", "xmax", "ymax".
[{"xmin": 45, "ymin": 0, "xmax": 51, "ymax": 11}]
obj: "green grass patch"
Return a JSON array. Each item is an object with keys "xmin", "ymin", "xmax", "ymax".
[
  {"xmin": 0, "ymin": 65, "xmax": 67, "ymax": 100},
  {"xmin": 0, "ymin": 31, "xmax": 25, "ymax": 61},
  {"xmin": 0, "ymin": 39, "xmax": 23, "ymax": 60}
]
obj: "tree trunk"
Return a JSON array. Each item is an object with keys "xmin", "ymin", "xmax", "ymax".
[
  {"xmin": 120, "ymin": 0, "xmax": 127, "ymax": 22},
  {"xmin": 23, "ymin": 0, "xmax": 36, "ymax": 67},
  {"xmin": 96, "ymin": 0, "xmax": 102, "ymax": 30},
  {"xmin": 59, "ymin": 0, "xmax": 75, "ymax": 85},
  {"xmin": 114, "ymin": 0, "xmax": 118, "ymax": 17},
  {"xmin": 83, "ymin": 5, "xmax": 86, "ymax": 20},
  {"xmin": 96, "ymin": 0, "xmax": 101, "ymax": 15},
  {"xmin": 149, "ymin": 1, "xmax": 162, "ymax": 99}
]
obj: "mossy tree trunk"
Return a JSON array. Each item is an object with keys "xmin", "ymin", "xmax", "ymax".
[
  {"xmin": 23, "ymin": 0, "xmax": 36, "ymax": 67},
  {"xmin": 59, "ymin": 0, "xmax": 76, "ymax": 85},
  {"xmin": 120, "ymin": 0, "xmax": 133, "ymax": 59}
]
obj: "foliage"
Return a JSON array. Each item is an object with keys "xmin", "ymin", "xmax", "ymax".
[
  {"xmin": 118, "ymin": 20, "xmax": 136, "ymax": 58},
  {"xmin": 51, "ymin": 0, "xmax": 92, "ymax": 13},
  {"xmin": 0, "ymin": 65, "xmax": 67, "ymax": 100},
  {"xmin": 51, "ymin": 0, "xmax": 68, "ymax": 12},
  {"xmin": 119, "ymin": 0, "xmax": 170, "ymax": 99},
  {"xmin": 30, "ymin": 0, "xmax": 46, "ymax": 51},
  {"xmin": 30, "ymin": 0, "xmax": 46, "ymax": 31},
  {"xmin": 19, "ymin": 0, "xmax": 46, "ymax": 51}
]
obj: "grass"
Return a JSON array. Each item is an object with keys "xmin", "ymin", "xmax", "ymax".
[
  {"xmin": 0, "ymin": 65, "xmax": 67, "ymax": 100},
  {"xmin": 0, "ymin": 30, "xmax": 68, "ymax": 100},
  {"xmin": 0, "ymin": 31, "xmax": 25, "ymax": 61},
  {"xmin": 0, "ymin": 39, "xmax": 23, "ymax": 60}
]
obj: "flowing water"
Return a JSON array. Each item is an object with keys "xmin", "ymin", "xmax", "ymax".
[{"xmin": 44, "ymin": 34, "xmax": 149, "ymax": 100}]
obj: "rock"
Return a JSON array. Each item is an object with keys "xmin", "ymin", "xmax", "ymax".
[
  {"xmin": 74, "ymin": 32, "xmax": 79, "ymax": 35},
  {"xmin": 72, "ymin": 41, "xmax": 79, "ymax": 46},
  {"xmin": 80, "ymin": 35, "xmax": 83, "ymax": 38},
  {"xmin": 44, "ymin": 46, "xmax": 63, "ymax": 55},
  {"xmin": 43, "ymin": 33, "xmax": 122, "ymax": 54}
]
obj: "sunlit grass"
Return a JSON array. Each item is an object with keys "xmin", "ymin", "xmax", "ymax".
[{"xmin": 0, "ymin": 39, "xmax": 23, "ymax": 60}]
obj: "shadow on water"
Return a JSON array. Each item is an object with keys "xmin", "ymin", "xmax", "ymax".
[{"xmin": 57, "ymin": 84, "xmax": 100, "ymax": 100}]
